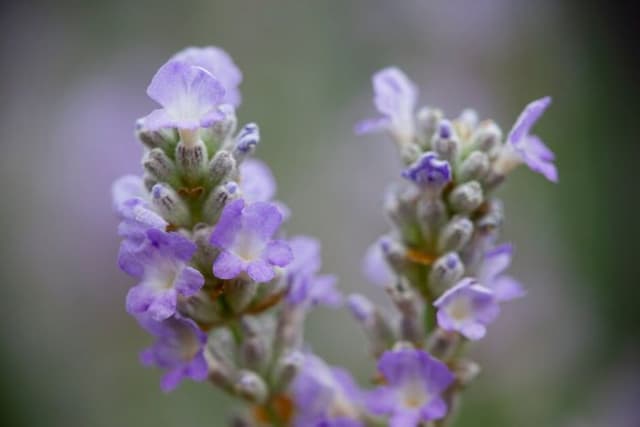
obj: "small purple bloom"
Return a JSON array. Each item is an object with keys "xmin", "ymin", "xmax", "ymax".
[
  {"xmin": 507, "ymin": 96, "xmax": 557, "ymax": 182},
  {"xmin": 291, "ymin": 354, "xmax": 364, "ymax": 427},
  {"xmin": 140, "ymin": 59, "xmax": 226, "ymax": 131},
  {"xmin": 346, "ymin": 294, "xmax": 375, "ymax": 324},
  {"xmin": 356, "ymin": 67, "xmax": 417, "ymax": 142},
  {"xmin": 112, "ymin": 174, "xmax": 146, "ymax": 213},
  {"xmin": 477, "ymin": 243, "xmax": 526, "ymax": 302},
  {"xmin": 172, "ymin": 46, "xmax": 243, "ymax": 107},
  {"xmin": 210, "ymin": 199, "xmax": 293, "ymax": 282},
  {"xmin": 239, "ymin": 158, "xmax": 276, "ymax": 203},
  {"xmin": 434, "ymin": 278, "xmax": 500, "ymax": 341},
  {"xmin": 137, "ymin": 314, "xmax": 209, "ymax": 392},
  {"xmin": 402, "ymin": 152, "xmax": 452, "ymax": 188},
  {"xmin": 367, "ymin": 348, "xmax": 454, "ymax": 426},
  {"xmin": 362, "ymin": 239, "xmax": 394, "ymax": 287},
  {"xmin": 116, "ymin": 198, "xmax": 167, "ymax": 251},
  {"xmin": 124, "ymin": 229, "xmax": 204, "ymax": 321}
]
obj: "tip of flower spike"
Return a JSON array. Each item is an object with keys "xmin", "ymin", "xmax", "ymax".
[{"xmin": 235, "ymin": 123, "xmax": 260, "ymax": 153}]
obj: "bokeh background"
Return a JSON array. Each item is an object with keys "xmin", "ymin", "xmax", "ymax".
[{"xmin": 1, "ymin": 1, "xmax": 638, "ymax": 426}]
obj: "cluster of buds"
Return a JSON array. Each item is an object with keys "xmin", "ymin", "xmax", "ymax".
[
  {"xmin": 113, "ymin": 49, "xmax": 556, "ymax": 427},
  {"xmin": 112, "ymin": 47, "xmax": 342, "ymax": 426},
  {"xmin": 331, "ymin": 67, "xmax": 556, "ymax": 426}
]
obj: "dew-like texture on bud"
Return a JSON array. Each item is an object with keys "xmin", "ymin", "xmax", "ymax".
[{"xmin": 448, "ymin": 181, "xmax": 483, "ymax": 213}]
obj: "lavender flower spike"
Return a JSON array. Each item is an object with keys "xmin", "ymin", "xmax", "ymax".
[
  {"xmin": 477, "ymin": 243, "xmax": 526, "ymax": 302},
  {"xmin": 138, "ymin": 314, "xmax": 209, "ymax": 392},
  {"xmin": 497, "ymin": 96, "xmax": 557, "ymax": 182},
  {"xmin": 356, "ymin": 67, "xmax": 418, "ymax": 145},
  {"xmin": 172, "ymin": 46, "xmax": 243, "ymax": 107},
  {"xmin": 434, "ymin": 278, "xmax": 500, "ymax": 341},
  {"xmin": 210, "ymin": 199, "xmax": 293, "ymax": 282},
  {"xmin": 140, "ymin": 59, "xmax": 225, "ymax": 134},
  {"xmin": 367, "ymin": 348, "xmax": 454, "ymax": 426},
  {"xmin": 402, "ymin": 151, "xmax": 452, "ymax": 189},
  {"xmin": 291, "ymin": 354, "xmax": 365, "ymax": 427},
  {"xmin": 124, "ymin": 229, "xmax": 205, "ymax": 321}
]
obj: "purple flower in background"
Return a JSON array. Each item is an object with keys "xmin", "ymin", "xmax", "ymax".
[
  {"xmin": 434, "ymin": 278, "xmax": 499, "ymax": 340},
  {"xmin": 140, "ymin": 60, "xmax": 226, "ymax": 132},
  {"xmin": 210, "ymin": 199, "xmax": 293, "ymax": 282},
  {"xmin": 123, "ymin": 229, "xmax": 204, "ymax": 321},
  {"xmin": 505, "ymin": 96, "xmax": 557, "ymax": 182},
  {"xmin": 402, "ymin": 152, "xmax": 451, "ymax": 188},
  {"xmin": 477, "ymin": 243, "xmax": 526, "ymax": 301},
  {"xmin": 291, "ymin": 354, "xmax": 364, "ymax": 427},
  {"xmin": 362, "ymin": 239, "xmax": 394, "ymax": 287},
  {"xmin": 172, "ymin": 46, "xmax": 243, "ymax": 107},
  {"xmin": 356, "ymin": 67, "xmax": 417, "ymax": 142},
  {"xmin": 112, "ymin": 174, "xmax": 146, "ymax": 213},
  {"xmin": 137, "ymin": 314, "xmax": 208, "ymax": 392},
  {"xmin": 367, "ymin": 348, "xmax": 454, "ymax": 426},
  {"xmin": 284, "ymin": 236, "xmax": 341, "ymax": 309},
  {"xmin": 239, "ymin": 158, "xmax": 276, "ymax": 203}
]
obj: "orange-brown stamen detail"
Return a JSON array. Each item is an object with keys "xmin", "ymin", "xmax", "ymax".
[{"xmin": 405, "ymin": 248, "xmax": 437, "ymax": 266}]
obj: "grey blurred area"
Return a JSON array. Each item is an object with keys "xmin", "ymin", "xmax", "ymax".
[{"xmin": 0, "ymin": 0, "xmax": 638, "ymax": 426}]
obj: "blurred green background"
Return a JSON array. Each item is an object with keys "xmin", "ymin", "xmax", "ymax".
[{"xmin": 1, "ymin": 0, "xmax": 638, "ymax": 426}]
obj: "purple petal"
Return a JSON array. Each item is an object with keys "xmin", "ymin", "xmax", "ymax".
[
  {"xmin": 492, "ymin": 275, "xmax": 526, "ymax": 301},
  {"xmin": 373, "ymin": 67, "xmax": 418, "ymax": 119},
  {"xmin": 112, "ymin": 175, "xmax": 145, "ymax": 212},
  {"xmin": 354, "ymin": 117, "xmax": 389, "ymax": 135},
  {"xmin": 210, "ymin": 199, "xmax": 245, "ymax": 249},
  {"xmin": 242, "ymin": 201, "xmax": 283, "ymax": 241},
  {"xmin": 366, "ymin": 387, "xmax": 395, "ymax": 414},
  {"xmin": 160, "ymin": 368, "xmax": 184, "ymax": 393},
  {"xmin": 140, "ymin": 108, "xmax": 175, "ymax": 131},
  {"xmin": 287, "ymin": 235, "xmax": 322, "ymax": 276},
  {"xmin": 174, "ymin": 266, "xmax": 205, "ymax": 297},
  {"xmin": 402, "ymin": 152, "xmax": 451, "ymax": 187},
  {"xmin": 420, "ymin": 397, "xmax": 448, "ymax": 421},
  {"xmin": 247, "ymin": 259, "xmax": 275, "ymax": 282},
  {"xmin": 147, "ymin": 289, "xmax": 178, "ymax": 321},
  {"xmin": 362, "ymin": 239, "xmax": 394, "ymax": 287},
  {"xmin": 146, "ymin": 228, "xmax": 197, "ymax": 261},
  {"xmin": 460, "ymin": 323, "xmax": 487, "ymax": 341},
  {"xmin": 508, "ymin": 96, "xmax": 551, "ymax": 144},
  {"xmin": 184, "ymin": 352, "xmax": 209, "ymax": 381},
  {"xmin": 126, "ymin": 285, "xmax": 154, "ymax": 315},
  {"xmin": 479, "ymin": 243, "xmax": 513, "ymax": 284},
  {"xmin": 390, "ymin": 409, "xmax": 421, "ymax": 427},
  {"xmin": 213, "ymin": 250, "xmax": 245, "ymax": 279},
  {"xmin": 239, "ymin": 159, "xmax": 277, "ymax": 202},
  {"xmin": 265, "ymin": 239, "xmax": 293, "ymax": 267}
]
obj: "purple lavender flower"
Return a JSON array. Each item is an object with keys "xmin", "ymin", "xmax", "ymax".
[
  {"xmin": 367, "ymin": 348, "xmax": 454, "ymax": 426},
  {"xmin": 140, "ymin": 59, "xmax": 226, "ymax": 132},
  {"xmin": 362, "ymin": 239, "xmax": 394, "ymax": 287},
  {"xmin": 137, "ymin": 314, "xmax": 208, "ymax": 392},
  {"xmin": 116, "ymin": 198, "xmax": 167, "ymax": 249},
  {"xmin": 504, "ymin": 96, "xmax": 557, "ymax": 182},
  {"xmin": 112, "ymin": 174, "xmax": 146, "ymax": 213},
  {"xmin": 291, "ymin": 354, "xmax": 364, "ymax": 427},
  {"xmin": 284, "ymin": 236, "xmax": 341, "ymax": 308},
  {"xmin": 123, "ymin": 228, "xmax": 204, "ymax": 321},
  {"xmin": 210, "ymin": 199, "xmax": 293, "ymax": 282},
  {"xmin": 239, "ymin": 158, "xmax": 276, "ymax": 203},
  {"xmin": 402, "ymin": 152, "xmax": 452, "ymax": 188},
  {"xmin": 172, "ymin": 46, "xmax": 243, "ymax": 107},
  {"xmin": 434, "ymin": 278, "xmax": 500, "ymax": 340},
  {"xmin": 356, "ymin": 67, "xmax": 417, "ymax": 143},
  {"xmin": 477, "ymin": 243, "xmax": 526, "ymax": 302}
]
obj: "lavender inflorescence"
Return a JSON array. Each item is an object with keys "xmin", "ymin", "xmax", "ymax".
[{"xmin": 113, "ymin": 50, "xmax": 556, "ymax": 427}]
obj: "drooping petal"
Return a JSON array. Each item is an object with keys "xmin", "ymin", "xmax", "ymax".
[
  {"xmin": 265, "ymin": 239, "xmax": 294, "ymax": 267},
  {"xmin": 247, "ymin": 259, "xmax": 275, "ymax": 282},
  {"xmin": 242, "ymin": 201, "xmax": 283, "ymax": 241},
  {"xmin": 174, "ymin": 266, "xmax": 205, "ymax": 297},
  {"xmin": 508, "ymin": 96, "xmax": 551, "ymax": 144},
  {"xmin": 373, "ymin": 67, "xmax": 418, "ymax": 120},
  {"xmin": 213, "ymin": 250, "xmax": 245, "ymax": 279}
]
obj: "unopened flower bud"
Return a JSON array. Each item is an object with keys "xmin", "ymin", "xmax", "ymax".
[
  {"xmin": 202, "ymin": 182, "xmax": 238, "ymax": 223},
  {"xmin": 416, "ymin": 107, "xmax": 443, "ymax": 148},
  {"xmin": 143, "ymin": 174, "xmax": 158, "ymax": 192},
  {"xmin": 400, "ymin": 142, "xmax": 422, "ymax": 164},
  {"xmin": 470, "ymin": 121, "xmax": 502, "ymax": 156},
  {"xmin": 208, "ymin": 150, "xmax": 236, "ymax": 185},
  {"xmin": 273, "ymin": 351, "xmax": 304, "ymax": 391},
  {"xmin": 212, "ymin": 104, "xmax": 238, "ymax": 143},
  {"xmin": 240, "ymin": 336, "xmax": 269, "ymax": 372},
  {"xmin": 448, "ymin": 181, "xmax": 483, "ymax": 213},
  {"xmin": 380, "ymin": 238, "xmax": 410, "ymax": 276},
  {"xmin": 179, "ymin": 290, "xmax": 222, "ymax": 326},
  {"xmin": 192, "ymin": 224, "xmax": 219, "ymax": 270},
  {"xmin": 385, "ymin": 280, "xmax": 423, "ymax": 343},
  {"xmin": 176, "ymin": 139, "xmax": 208, "ymax": 182},
  {"xmin": 347, "ymin": 294, "xmax": 395, "ymax": 355},
  {"xmin": 204, "ymin": 346, "xmax": 236, "ymax": 391},
  {"xmin": 233, "ymin": 123, "xmax": 260, "ymax": 162},
  {"xmin": 235, "ymin": 371, "xmax": 268, "ymax": 404},
  {"xmin": 428, "ymin": 252, "xmax": 464, "ymax": 293},
  {"xmin": 224, "ymin": 278, "xmax": 258, "ymax": 313},
  {"xmin": 426, "ymin": 328, "xmax": 460, "ymax": 360},
  {"xmin": 438, "ymin": 217, "xmax": 473, "ymax": 253},
  {"xmin": 136, "ymin": 120, "xmax": 177, "ymax": 150},
  {"xmin": 459, "ymin": 151, "xmax": 489, "ymax": 182},
  {"xmin": 151, "ymin": 183, "xmax": 190, "ymax": 226},
  {"xmin": 416, "ymin": 198, "xmax": 447, "ymax": 245},
  {"xmin": 432, "ymin": 120, "xmax": 460, "ymax": 162},
  {"xmin": 476, "ymin": 199, "xmax": 504, "ymax": 234},
  {"xmin": 452, "ymin": 359, "xmax": 481, "ymax": 387},
  {"xmin": 143, "ymin": 148, "xmax": 176, "ymax": 184}
]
